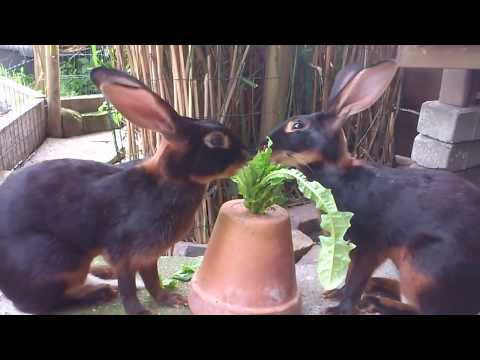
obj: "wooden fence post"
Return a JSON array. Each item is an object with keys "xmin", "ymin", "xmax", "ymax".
[
  {"xmin": 260, "ymin": 45, "xmax": 294, "ymax": 138},
  {"xmin": 45, "ymin": 45, "xmax": 62, "ymax": 138},
  {"xmin": 32, "ymin": 46, "xmax": 46, "ymax": 93}
]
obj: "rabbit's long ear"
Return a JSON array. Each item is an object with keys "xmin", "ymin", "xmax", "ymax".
[
  {"xmin": 91, "ymin": 67, "xmax": 178, "ymax": 137},
  {"xmin": 327, "ymin": 60, "xmax": 398, "ymax": 132},
  {"xmin": 328, "ymin": 63, "xmax": 364, "ymax": 104}
]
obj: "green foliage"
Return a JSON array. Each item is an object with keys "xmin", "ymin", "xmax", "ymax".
[
  {"xmin": 98, "ymin": 101, "xmax": 123, "ymax": 126},
  {"xmin": 317, "ymin": 212, "xmax": 355, "ymax": 290},
  {"xmin": 231, "ymin": 137, "xmax": 286, "ymax": 214},
  {"xmin": 0, "ymin": 64, "xmax": 34, "ymax": 88},
  {"xmin": 60, "ymin": 45, "xmax": 116, "ymax": 97},
  {"xmin": 60, "ymin": 58, "xmax": 98, "ymax": 97},
  {"xmin": 231, "ymin": 140, "xmax": 355, "ymax": 290},
  {"xmin": 161, "ymin": 278, "xmax": 178, "ymax": 289},
  {"xmin": 264, "ymin": 168, "xmax": 355, "ymax": 290},
  {"xmin": 91, "ymin": 45, "xmax": 99, "ymax": 67},
  {"xmin": 161, "ymin": 259, "xmax": 202, "ymax": 290},
  {"xmin": 171, "ymin": 262, "xmax": 202, "ymax": 282}
]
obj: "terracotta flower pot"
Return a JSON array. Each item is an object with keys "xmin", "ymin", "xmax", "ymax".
[{"xmin": 188, "ymin": 199, "xmax": 301, "ymax": 315}]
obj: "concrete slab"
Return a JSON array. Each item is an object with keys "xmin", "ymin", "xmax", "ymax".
[
  {"xmin": 0, "ymin": 255, "xmax": 399, "ymax": 316},
  {"xmin": 22, "ymin": 131, "xmax": 120, "ymax": 168},
  {"xmin": 292, "ymin": 230, "xmax": 315, "ymax": 263},
  {"xmin": 288, "ymin": 203, "xmax": 320, "ymax": 235},
  {"xmin": 61, "ymin": 94, "xmax": 105, "ymax": 114},
  {"xmin": 173, "ymin": 241, "xmax": 207, "ymax": 257},
  {"xmin": 411, "ymin": 133, "xmax": 480, "ymax": 171},
  {"xmin": 297, "ymin": 245, "xmax": 320, "ymax": 265},
  {"xmin": 54, "ymin": 256, "xmax": 198, "ymax": 316},
  {"xmin": 418, "ymin": 101, "xmax": 480, "ymax": 143}
]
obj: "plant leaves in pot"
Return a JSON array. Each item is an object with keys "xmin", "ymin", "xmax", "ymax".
[
  {"xmin": 188, "ymin": 138, "xmax": 355, "ymax": 315},
  {"xmin": 188, "ymin": 139, "xmax": 301, "ymax": 315}
]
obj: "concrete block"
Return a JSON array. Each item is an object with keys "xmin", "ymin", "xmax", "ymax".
[
  {"xmin": 297, "ymin": 245, "xmax": 320, "ymax": 265},
  {"xmin": 173, "ymin": 241, "xmax": 207, "ymax": 257},
  {"xmin": 60, "ymin": 94, "xmax": 105, "ymax": 114},
  {"xmin": 417, "ymin": 101, "xmax": 480, "ymax": 143},
  {"xmin": 82, "ymin": 113, "xmax": 116, "ymax": 134},
  {"xmin": 411, "ymin": 134, "xmax": 480, "ymax": 171},
  {"xmin": 438, "ymin": 69, "xmax": 473, "ymax": 107},
  {"xmin": 61, "ymin": 108, "xmax": 84, "ymax": 137},
  {"xmin": 292, "ymin": 230, "xmax": 315, "ymax": 263},
  {"xmin": 288, "ymin": 203, "xmax": 320, "ymax": 235}
]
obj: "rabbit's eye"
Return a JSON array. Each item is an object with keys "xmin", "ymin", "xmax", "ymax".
[
  {"xmin": 292, "ymin": 122, "xmax": 304, "ymax": 130},
  {"xmin": 204, "ymin": 131, "xmax": 230, "ymax": 149},
  {"xmin": 285, "ymin": 119, "xmax": 308, "ymax": 133}
]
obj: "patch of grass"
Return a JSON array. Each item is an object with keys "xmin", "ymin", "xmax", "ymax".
[{"xmin": 0, "ymin": 64, "xmax": 34, "ymax": 88}]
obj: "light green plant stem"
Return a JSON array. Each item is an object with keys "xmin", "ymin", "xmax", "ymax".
[{"xmin": 264, "ymin": 168, "xmax": 355, "ymax": 290}]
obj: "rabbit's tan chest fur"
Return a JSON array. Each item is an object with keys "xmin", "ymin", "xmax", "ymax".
[{"xmin": 126, "ymin": 186, "xmax": 205, "ymax": 270}]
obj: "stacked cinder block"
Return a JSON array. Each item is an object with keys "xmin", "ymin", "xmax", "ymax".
[
  {"xmin": 412, "ymin": 101, "xmax": 480, "ymax": 171},
  {"xmin": 411, "ymin": 70, "xmax": 480, "ymax": 183}
]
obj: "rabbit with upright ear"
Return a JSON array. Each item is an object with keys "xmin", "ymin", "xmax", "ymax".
[
  {"xmin": 267, "ymin": 60, "xmax": 480, "ymax": 315},
  {"xmin": 0, "ymin": 67, "xmax": 248, "ymax": 315}
]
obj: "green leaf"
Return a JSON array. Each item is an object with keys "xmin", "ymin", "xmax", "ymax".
[
  {"xmin": 230, "ymin": 138, "xmax": 355, "ymax": 291},
  {"xmin": 317, "ymin": 213, "xmax": 356, "ymax": 290},
  {"xmin": 231, "ymin": 136, "xmax": 284, "ymax": 214},
  {"xmin": 171, "ymin": 261, "xmax": 202, "ymax": 282},
  {"xmin": 263, "ymin": 168, "xmax": 337, "ymax": 213},
  {"xmin": 262, "ymin": 167, "xmax": 355, "ymax": 290},
  {"xmin": 161, "ymin": 278, "xmax": 178, "ymax": 289}
]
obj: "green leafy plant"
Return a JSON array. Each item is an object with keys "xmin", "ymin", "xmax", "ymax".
[
  {"xmin": 0, "ymin": 64, "xmax": 34, "ymax": 88},
  {"xmin": 231, "ymin": 138, "xmax": 355, "ymax": 290},
  {"xmin": 60, "ymin": 46, "xmax": 115, "ymax": 97},
  {"xmin": 161, "ymin": 278, "xmax": 178, "ymax": 289},
  {"xmin": 160, "ymin": 260, "xmax": 202, "ymax": 290},
  {"xmin": 231, "ymin": 137, "xmax": 286, "ymax": 214},
  {"xmin": 97, "ymin": 100, "xmax": 123, "ymax": 126},
  {"xmin": 263, "ymin": 168, "xmax": 355, "ymax": 290},
  {"xmin": 171, "ymin": 262, "xmax": 202, "ymax": 282},
  {"xmin": 60, "ymin": 59, "xmax": 98, "ymax": 96}
]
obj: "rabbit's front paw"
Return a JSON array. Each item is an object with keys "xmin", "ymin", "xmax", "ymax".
[
  {"xmin": 157, "ymin": 292, "xmax": 188, "ymax": 308},
  {"xmin": 323, "ymin": 287, "xmax": 345, "ymax": 301}
]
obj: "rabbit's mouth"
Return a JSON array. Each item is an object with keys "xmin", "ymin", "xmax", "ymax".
[
  {"xmin": 190, "ymin": 158, "xmax": 247, "ymax": 185},
  {"xmin": 271, "ymin": 150, "xmax": 322, "ymax": 169}
]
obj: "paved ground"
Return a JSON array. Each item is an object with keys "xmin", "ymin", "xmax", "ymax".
[
  {"xmin": 0, "ymin": 256, "xmax": 195, "ymax": 315},
  {"xmin": 0, "ymin": 255, "xmax": 399, "ymax": 315},
  {"xmin": 0, "ymin": 133, "xmax": 401, "ymax": 315},
  {"xmin": 21, "ymin": 131, "xmax": 121, "ymax": 168}
]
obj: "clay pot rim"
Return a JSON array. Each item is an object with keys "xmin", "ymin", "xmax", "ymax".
[
  {"xmin": 228, "ymin": 199, "xmax": 288, "ymax": 219},
  {"xmin": 190, "ymin": 274, "xmax": 301, "ymax": 315}
]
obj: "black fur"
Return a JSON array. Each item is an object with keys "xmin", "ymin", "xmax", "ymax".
[
  {"xmin": 0, "ymin": 159, "xmax": 204, "ymax": 313},
  {"xmin": 267, "ymin": 60, "xmax": 480, "ymax": 315},
  {"xmin": 0, "ymin": 67, "xmax": 247, "ymax": 315}
]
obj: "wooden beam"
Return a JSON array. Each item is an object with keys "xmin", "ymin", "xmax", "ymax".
[
  {"xmin": 397, "ymin": 45, "xmax": 480, "ymax": 70},
  {"xmin": 32, "ymin": 45, "xmax": 46, "ymax": 93},
  {"xmin": 45, "ymin": 45, "xmax": 63, "ymax": 138},
  {"xmin": 260, "ymin": 45, "xmax": 294, "ymax": 138}
]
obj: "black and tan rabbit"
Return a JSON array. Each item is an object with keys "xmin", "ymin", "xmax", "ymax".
[
  {"xmin": 266, "ymin": 60, "xmax": 480, "ymax": 315},
  {"xmin": 0, "ymin": 67, "xmax": 248, "ymax": 315}
]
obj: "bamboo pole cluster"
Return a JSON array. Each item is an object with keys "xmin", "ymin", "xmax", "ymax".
[
  {"xmin": 111, "ymin": 45, "xmax": 402, "ymax": 248},
  {"xmin": 113, "ymin": 45, "xmax": 260, "ymax": 249},
  {"xmin": 307, "ymin": 45, "xmax": 402, "ymax": 165}
]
